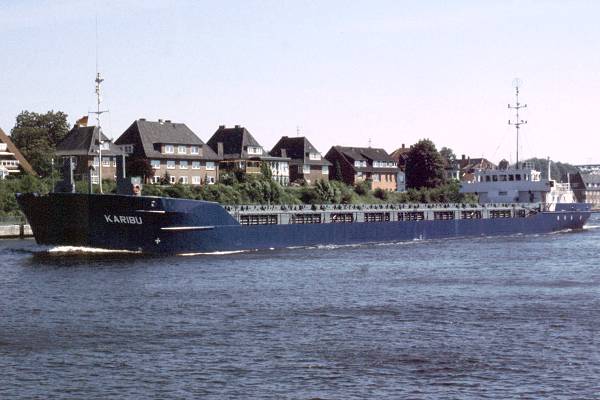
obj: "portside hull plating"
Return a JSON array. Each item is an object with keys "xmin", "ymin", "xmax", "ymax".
[{"xmin": 17, "ymin": 193, "xmax": 592, "ymax": 254}]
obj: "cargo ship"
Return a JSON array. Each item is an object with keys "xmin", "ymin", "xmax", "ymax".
[{"xmin": 16, "ymin": 157, "xmax": 591, "ymax": 254}]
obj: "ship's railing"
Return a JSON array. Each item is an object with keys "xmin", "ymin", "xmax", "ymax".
[{"xmin": 224, "ymin": 202, "xmax": 541, "ymax": 215}]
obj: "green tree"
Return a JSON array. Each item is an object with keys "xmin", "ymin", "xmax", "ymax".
[
  {"xmin": 522, "ymin": 157, "xmax": 578, "ymax": 182},
  {"xmin": 260, "ymin": 161, "xmax": 272, "ymax": 180},
  {"xmin": 405, "ymin": 139, "xmax": 446, "ymax": 189},
  {"xmin": 333, "ymin": 160, "xmax": 342, "ymax": 181},
  {"xmin": 126, "ymin": 157, "xmax": 154, "ymax": 182},
  {"xmin": 439, "ymin": 146, "xmax": 457, "ymax": 166},
  {"xmin": 10, "ymin": 110, "xmax": 69, "ymax": 176}
]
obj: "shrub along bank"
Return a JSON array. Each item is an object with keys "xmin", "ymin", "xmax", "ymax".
[{"xmin": 0, "ymin": 174, "xmax": 475, "ymax": 217}]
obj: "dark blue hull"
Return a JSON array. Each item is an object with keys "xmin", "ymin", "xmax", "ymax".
[{"xmin": 17, "ymin": 193, "xmax": 592, "ymax": 254}]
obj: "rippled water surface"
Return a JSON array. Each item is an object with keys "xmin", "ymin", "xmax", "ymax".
[{"xmin": 2, "ymin": 215, "xmax": 600, "ymax": 399}]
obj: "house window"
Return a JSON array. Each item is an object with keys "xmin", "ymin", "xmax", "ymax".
[
  {"xmin": 164, "ymin": 145, "xmax": 174, "ymax": 154},
  {"xmin": 153, "ymin": 175, "xmax": 161, "ymax": 184},
  {"xmin": 354, "ymin": 160, "xmax": 361, "ymax": 168},
  {"xmin": 303, "ymin": 164, "xmax": 310, "ymax": 174},
  {"xmin": 192, "ymin": 161, "xmax": 201, "ymax": 169},
  {"xmin": 92, "ymin": 157, "xmax": 99, "ymax": 166},
  {"xmin": 151, "ymin": 160, "xmax": 161, "ymax": 169},
  {"xmin": 190, "ymin": 146, "xmax": 199, "ymax": 154},
  {"xmin": 0, "ymin": 143, "xmax": 6, "ymax": 151},
  {"xmin": 309, "ymin": 152, "xmax": 321, "ymax": 160},
  {"xmin": 179, "ymin": 160, "xmax": 188, "ymax": 169},
  {"xmin": 100, "ymin": 142, "xmax": 110, "ymax": 150},
  {"xmin": 122, "ymin": 144, "xmax": 134, "ymax": 154},
  {"xmin": 206, "ymin": 162, "xmax": 215, "ymax": 171},
  {"xmin": 372, "ymin": 174, "xmax": 379, "ymax": 182},
  {"xmin": 169, "ymin": 175, "xmax": 176, "ymax": 184},
  {"xmin": 207, "ymin": 176, "xmax": 215, "ymax": 184},
  {"xmin": 322, "ymin": 165, "xmax": 329, "ymax": 174},
  {"xmin": 247, "ymin": 146, "xmax": 263, "ymax": 155},
  {"xmin": 179, "ymin": 176, "xmax": 188, "ymax": 184},
  {"xmin": 192, "ymin": 176, "xmax": 201, "ymax": 185},
  {"xmin": 167, "ymin": 160, "xmax": 175, "ymax": 169},
  {"xmin": 178, "ymin": 145, "xmax": 186, "ymax": 154}
]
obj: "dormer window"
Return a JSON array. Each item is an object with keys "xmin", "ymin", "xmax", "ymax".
[
  {"xmin": 190, "ymin": 146, "xmax": 199, "ymax": 154},
  {"xmin": 100, "ymin": 142, "xmax": 110, "ymax": 150},
  {"xmin": 0, "ymin": 143, "xmax": 7, "ymax": 152},
  {"xmin": 122, "ymin": 144, "xmax": 134, "ymax": 154},
  {"xmin": 178, "ymin": 145, "xmax": 187, "ymax": 154},
  {"xmin": 164, "ymin": 145, "xmax": 174, "ymax": 154},
  {"xmin": 309, "ymin": 152, "xmax": 321, "ymax": 161},
  {"xmin": 247, "ymin": 146, "xmax": 263, "ymax": 155}
]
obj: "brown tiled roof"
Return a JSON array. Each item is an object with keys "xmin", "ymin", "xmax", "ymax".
[{"xmin": 270, "ymin": 136, "xmax": 331, "ymax": 166}]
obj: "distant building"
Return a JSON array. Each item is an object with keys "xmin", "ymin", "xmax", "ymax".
[
  {"xmin": 55, "ymin": 125, "xmax": 122, "ymax": 182},
  {"xmin": 206, "ymin": 125, "xmax": 290, "ymax": 185},
  {"xmin": 458, "ymin": 155, "xmax": 496, "ymax": 182},
  {"xmin": 571, "ymin": 171, "xmax": 600, "ymax": 210},
  {"xmin": 114, "ymin": 119, "xmax": 219, "ymax": 185},
  {"xmin": 325, "ymin": 146, "xmax": 399, "ymax": 191},
  {"xmin": 0, "ymin": 127, "xmax": 35, "ymax": 178},
  {"xmin": 575, "ymin": 164, "xmax": 600, "ymax": 173},
  {"xmin": 270, "ymin": 136, "xmax": 331, "ymax": 185},
  {"xmin": 390, "ymin": 144, "xmax": 410, "ymax": 171}
]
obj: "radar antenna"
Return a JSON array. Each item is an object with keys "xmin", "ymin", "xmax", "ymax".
[{"xmin": 508, "ymin": 78, "xmax": 527, "ymax": 168}]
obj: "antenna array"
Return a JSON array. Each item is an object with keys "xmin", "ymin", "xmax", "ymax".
[{"xmin": 508, "ymin": 78, "xmax": 527, "ymax": 168}]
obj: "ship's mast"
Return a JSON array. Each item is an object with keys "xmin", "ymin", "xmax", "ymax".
[
  {"xmin": 89, "ymin": 17, "xmax": 108, "ymax": 193},
  {"xmin": 508, "ymin": 78, "xmax": 527, "ymax": 168}
]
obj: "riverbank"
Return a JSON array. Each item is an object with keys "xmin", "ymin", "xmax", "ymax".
[{"xmin": 0, "ymin": 224, "xmax": 32, "ymax": 238}]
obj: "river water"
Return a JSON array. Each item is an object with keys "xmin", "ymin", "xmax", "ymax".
[{"xmin": 1, "ymin": 215, "xmax": 599, "ymax": 399}]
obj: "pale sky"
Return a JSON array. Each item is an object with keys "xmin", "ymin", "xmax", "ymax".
[{"xmin": 2, "ymin": 0, "xmax": 599, "ymax": 164}]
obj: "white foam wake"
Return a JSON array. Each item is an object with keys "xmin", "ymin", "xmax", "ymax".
[
  {"xmin": 47, "ymin": 246, "xmax": 141, "ymax": 254},
  {"xmin": 177, "ymin": 250, "xmax": 248, "ymax": 256}
]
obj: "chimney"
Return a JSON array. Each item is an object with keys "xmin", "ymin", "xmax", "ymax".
[
  {"xmin": 461, "ymin": 154, "xmax": 466, "ymax": 160},
  {"xmin": 217, "ymin": 142, "xmax": 224, "ymax": 158},
  {"xmin": 139, "ymin": 118, "xmax": 146, "ymax": 121},
  {"xmin": 165, "ymin": 120, "xmax": 172, "ymax": 123},
  {"xmin": 219, "ymin": 125, "xmax": 225, "ymax": 129},
  {"xmin": 402, "ymin": 143, "xmax": 405, "ymax": 149},
  {"xmin": 158, "ymin": 119, "xmax": 164, "ymax": 124},
  {"xmin": 281, "ymin": 148, "xmax": 287, "ymax": 158},
  {"xmin": 234, "ymin": 125, "xmax": 241, "ymax": 129}
]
